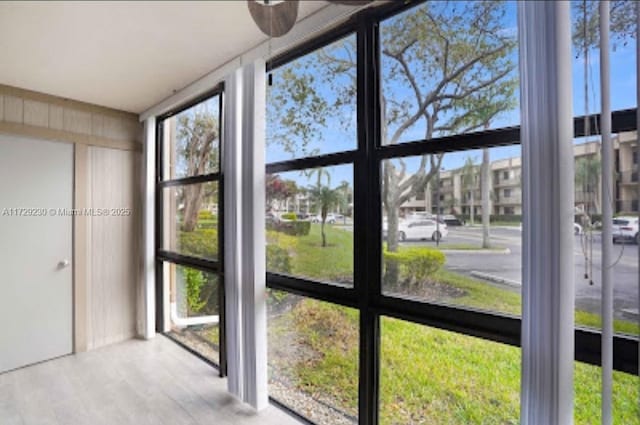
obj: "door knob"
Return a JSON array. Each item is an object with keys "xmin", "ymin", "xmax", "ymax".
[{"xmin": 58, "ymin": 259, "xmax": 71, "ymax": 269}]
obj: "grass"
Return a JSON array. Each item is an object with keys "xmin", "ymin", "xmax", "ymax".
[
  {"xmin": 270, "ymin": 298, "xmax": 639, "ymax": 424},
  {"xmin": 266, "ymin": 224, "xmax": 639, "ymax": 423},
  {"xmin": 288, "ymin": 223, "xmax": 354, "ymax": 282}
]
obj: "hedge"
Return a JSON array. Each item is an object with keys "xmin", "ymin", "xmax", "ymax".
[
  {"xmin": 384, "ymin": 247, "xmax": 446, "ymax": 284},
  {"xmin": 267, "ymin": 220, "xmax": 311, "ymax": 236}
]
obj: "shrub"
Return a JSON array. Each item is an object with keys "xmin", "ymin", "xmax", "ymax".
[
  {"xmin": 266, "ymin": 230, "xmax": 297, "ymax": 274},
  {"xmin": 183, "ymin": 267, "xmax": 206, "ymax": 314},
  {"xmin": 179, "ymin": 228, "xmax": 218, "ymax": 259},
  {"xmin": 267, "ymin": 220, "xmax": 311, "ymax": 236},
  {"xmin": 281, "ymin": 212, "xmax": 298, "ymax": 221},
  {"xmin": 267, "ymin": 245, "xmax": 292, "ymax": 274},
  {"xmin": 198, "ymin": 210, "xmax": 214, "ymax": 221},
  {"xmin": 384, "ymin": 247, "xmax": 446, "ymax": 284}
]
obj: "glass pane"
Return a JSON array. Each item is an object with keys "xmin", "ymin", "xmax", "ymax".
[
  {"xmin": 162, "ymin": 95, "xmax": 220, "ymax": 180},
  {"xmin": 163, "ymin": 182, "xmax": 219, "ymax": 260},
  {"xmin": 574, "ymin": 132, "xmax": 640, "ymax": 337},
  {"xmin": 266, "ymin": 165, "xmax": 354, "ymax": 286},
  {"xmin": 266, "ymin": 34, "xmax": 357, "ymax": 162},
  {"xmin": 268, "ymin": 290, "xmax": 358, "ymax": 425},
  {"xmin": 380, "ymin": 1, "xmax": 519, "ymax": 145},
  {"xmin": 164, "ymin": 263, "xmax": 220, "ymax": 365},
  {"xmin": 381, "ymin": 147, "xmax": 523, "ymax": 316},
  {"xmin": 379, "ymin": 317, "xmax": 520, "ymax": 424}
]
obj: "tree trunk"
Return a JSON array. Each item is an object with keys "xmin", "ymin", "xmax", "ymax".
[
  {"xmin": 470, "ymin": 190, "xmax": 475, "ymax": 226},
  {"xmin": 182, "ymin": 185, "xmax": 205, "ymax": 232},
  {"xmin": 321, "ymin": 220, "xmax": 327, "ymax": 247},
  {"xmin": 383, "ymin": 163, "xmax": 400, "ymax": 286},
  {"xmin": 481, "ymin": 148, "xmax": 491, "ymax": 248}
]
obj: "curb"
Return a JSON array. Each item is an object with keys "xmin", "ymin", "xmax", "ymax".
[
  {"xmin": 622, "ymin": 308, "xmax": 639, "ymax": 319},
  {"xmin": 440, "ymin": 248, "xmax": 511, "ymax": 255},
  {"xmin": 470, "ymin": 271, "xmax": 521, "ymax": 287}
]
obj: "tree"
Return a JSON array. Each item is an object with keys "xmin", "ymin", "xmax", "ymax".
[
  {"xmin": 461, "ymin": 156, "xmax": 478, "ymax": 225},
  {"xmin": 176, "ymin": 110, "xmax": 219, "ymax": 232},
  {"xmin": 575, "ymin": 155, "xmax": 602, "ymax": 215},
  {"xmin": 481, "ymin": 148, "xmax": 491, "ymax": 248},
  {"xmin": 266, "ymin": 174, "xmax": 298, "ymax": 211},
  {"xmin": 267, "ymin": 1, "xmax": 518, "ymax": 281},
  {"xmin": 308, "ymin": 185, "xmax": 344, "ymax": 247},
  {"xmin": 572, "ymin": 1, "xmax": 637, "ymax": 52}
]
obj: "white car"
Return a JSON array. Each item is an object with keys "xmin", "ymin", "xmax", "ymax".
[
  {"xmin": 311, "ymin": 214, "xmax": 336, "ymax": 224},
  {"xmin": 397, "ymin": 219, "xmax": 448, "ymax": 242},
  {"xmin": 612, "ymin": 216, "xmax": 639, "ymax": 244}
]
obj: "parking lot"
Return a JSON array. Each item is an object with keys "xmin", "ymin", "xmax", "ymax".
[{"xmin": 398, "ymin": 225, "xmax": 639, "ymax": 320}]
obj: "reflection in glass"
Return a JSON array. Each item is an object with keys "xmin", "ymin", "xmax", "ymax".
[
  {"xmin": 162, "ymin": 95, "xmax": 220, "ymax": 180},
  {"xmin": 265, "ymin": 165, "xmax": 354, "ymax": 286},
  {"xmin": 163, "ymin": 182, "xmax": 219, "ymax": 260},
  {"xmin": 268, "ymin": 290, "xmax": 358, "ymax": 425},
  {"xmin": 165, "ymin": 263, "xmax": 220, "ymax": 365}
]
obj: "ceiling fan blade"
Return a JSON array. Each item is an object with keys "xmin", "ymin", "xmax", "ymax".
[
  {"xmin": 327, "ymin": 0, "xmax": 375, "ymax": 5},
  {"xmin": 247, "ymin": 0, "xmax": 299, "ymax": 38}
]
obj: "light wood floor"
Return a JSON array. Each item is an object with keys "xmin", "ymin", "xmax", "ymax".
[{"xmin": 0, "ymin": 336, "xmax": 301, "ymax": 425}]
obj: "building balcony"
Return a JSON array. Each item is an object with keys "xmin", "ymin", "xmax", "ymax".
[{"xmin": 618, "ymin": 170, "xmax": 638, "ymax": 185}]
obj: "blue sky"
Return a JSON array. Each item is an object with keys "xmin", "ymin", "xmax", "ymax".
[{"xmin": 265, "ymin": 0, "xmax": 636, "ymax": 189}]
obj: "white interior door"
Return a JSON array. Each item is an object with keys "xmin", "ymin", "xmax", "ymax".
[{"xmin": 0, "ymin": 134, "xmax": 73, "ymax": 373}]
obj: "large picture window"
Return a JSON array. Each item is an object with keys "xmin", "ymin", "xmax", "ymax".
[
  {"xmin": 265, "ymin": 1, "xmax": 638, "ymax": 425},
  {"xmin": 156, "ymin": 89, "xmax": 225, "ymax": 372}
]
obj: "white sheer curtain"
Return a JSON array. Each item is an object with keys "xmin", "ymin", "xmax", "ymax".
[{"xmin": 518, "ymin": 2, "xmax": 575, "ymax": 424}]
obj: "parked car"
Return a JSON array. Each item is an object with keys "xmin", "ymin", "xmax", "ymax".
[
  {"xmin": 311, "ymin": 213, "xmax": 336, "ymax": 224},
  {"xmin": 442, "ymin": 214, "xmax": 464, "ymax": 226},
  {"xmin": 612, "ymin": 216, "xmax": 639, "ymax": 244},
  {"xmin": 397, "ymin": 219, "xmax": 448, "ymax": 242},
  {"xmin": 265, "ymin": 212, "xmax": 279, "ymax": 224}
]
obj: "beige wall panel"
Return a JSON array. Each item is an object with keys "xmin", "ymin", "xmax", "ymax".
[
  {"xmin": 49, "ymin": 105, "xmax": 64, "ymax": 130},
  {"xmin": 102, "ymin": 115, "xmax": 129, "ymax": 141},
  {"xmin": 91, "ymin": 114, "xmax": 105, "ymax": 138},
  {"xmin": 74, "ymin": 144, "xmax": 89, "ymax": 353},
  {"xmin": 23, "ymin": 100, "xmax": 49, "ymax": 127},
  {"xmin": 87, "ymin": 146, "xmax": 141, "ymax": 350},
  {"xmin": 4, "ymin": 96, "xmax": 23, "ymax": 123},
  {"xmin": 63, "ymin": 109, "xmax": 92, "ymax": 135},
  {"xmin": 0, "ymin": 121, "xmax": 139, "ymax": 152},
  {"xmin": 0, "ymin": 85, "xmax": 141, "ymax": 151}
]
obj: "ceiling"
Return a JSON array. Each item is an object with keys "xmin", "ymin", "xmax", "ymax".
[{"xmin": 0, "ymin": 1, "xmax": 329, "ymax": 114}]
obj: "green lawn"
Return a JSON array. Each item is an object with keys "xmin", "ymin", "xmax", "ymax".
[
  {"xmin": 266, "ymin": 224, "xmax": 639, "ymax": 424},
  {"xmin": 287, "ymin": 223, "xmax": 354, "ymax": 282},
  {"xmin": 270, "ymin": 298, "xmax": 639, "ymax": 424}
]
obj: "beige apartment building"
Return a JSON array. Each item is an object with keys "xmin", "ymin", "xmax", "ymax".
[{"xmin": 401, "ymin": 131, "xmax": 638, "ymax": 218}]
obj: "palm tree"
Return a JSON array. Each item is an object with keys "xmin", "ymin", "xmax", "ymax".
[
  {"xmin": 575, "ymin": 155, "xmax": 601, "ymax": 215},
  {"xmin": 307, "ymin": 185, "xmax": 344, "ymax": 247}
]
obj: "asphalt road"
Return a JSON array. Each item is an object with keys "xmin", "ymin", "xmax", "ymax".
[{"xmin": 399, "ymin": 225, "xmax": 639, "ymax": 320}]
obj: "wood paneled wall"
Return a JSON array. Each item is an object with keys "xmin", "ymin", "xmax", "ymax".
[
  {"xmin": 0, "ymin": 84, "xmax": 143, "ymax": 352},
  {"xmin": 84, "ymin": 146, "xmax": 141, "ymax": 349},
  {"xmin": 0, "ymin": 84, "xmax": 140, "ymax": 151}
]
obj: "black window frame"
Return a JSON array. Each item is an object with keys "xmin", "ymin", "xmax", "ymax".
[
  {"xmin": 155, "ymin": 84, "xmax": 227, "ymax": 377},
  {"xmin": 264, "ymin": 1, "xmax": 638, "ymax": 424}
]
